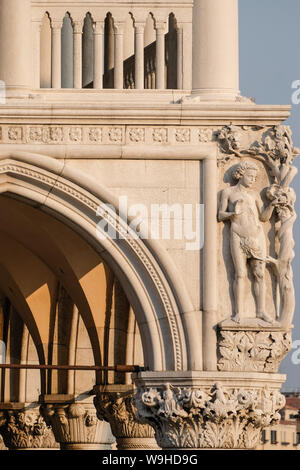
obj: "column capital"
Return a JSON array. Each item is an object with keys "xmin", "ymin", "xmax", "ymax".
[
  {"xmin": 93, "ymin": 387, "xmax": 159, "ymax": 450},
  {"xmin": 40, "ymin": 400, "xmax": 114, "ymax": 450},
  {"xmin": 94, "ymin": 21, "xmax": 105, "ymax": 34},
  {"xmin": 73, "ymin": 20, "xmax": 83, "ymax": 34},
  {"xmin": 0, "ymin": 406, "xmax": 58, "ymax": 450},
  {"xmin": 134, "ymin": 22, "xmax": 145, "ymax": 33},
  {"xmin": 113, "ymin": 22, "xmax": 125, "ymax": 35},
  {"xmin": 51, "ymin": 19, "xmax": 63, "ymax": 30},
  {"xmin": 154, "ymin": 22, "xmax": 166, "ymax": 32},
  {"xmin": 134, "ymin": 380, "xmax": 286, "ymax": 449}
]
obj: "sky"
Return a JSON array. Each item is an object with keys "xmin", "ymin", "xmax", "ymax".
[{"xmin": 239, "ymin": 0, "xmax": 300, "ymax": 390}]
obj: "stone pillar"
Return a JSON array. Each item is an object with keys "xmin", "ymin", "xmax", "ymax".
[
  {"xmin": 155, "ymin": 23, "xmax": 166, "ymax": 90},
  {"xmin": 51, "ymin": 21, "xmax": 62, "ymax": 89},
  {"xmin": 32, "ymin": 20, "xmax": 42, "ymax": 89},
  {"xmin": 0, "ymin": 404, "xmax": 59, "ymax": 450},
  {"xmin": 0, "ymin": 0, "xmax": 33, "ymax": 96},
  {"xmin": 134, "ymin": 24, "xmax": 145, "ymax": 90},
  {"xmin": 40, "ymin": 398, "xmax": 115, "ymax": 450},
  {"xmin": 73, "ymin": 21, "xmax": 83, "ymax": 89},
  {"xmin": 192, "ymin": 0, "xmax": 240, "ymax": 100},
  {"xmin": 176, "ymin": 26, "xmax": 183, "ymax": 90},
  {"xmin": 114, "ymin": 23, "xmax": 124, "ymax": 89},
  {"xmin": 93, "ymin": 385, "xmax": 160, "ymax": 450},
  {"xmin": 93, "ymin": 22, "xmax": 104, "ymax": 89},
  {"xmin": 134, "ymin": 373, "xmax": 286, "ymax": 449}
]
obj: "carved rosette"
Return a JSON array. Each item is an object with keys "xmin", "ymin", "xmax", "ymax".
[
  {"xmin": 217, "ymin": 328, "xmax": 292, "ymax": 372},
  {"xmin": 93, "ymin": 390, "xmax": 159, "ymax": 449},
  {"xmin": 40, "ymin": 402, "xmax": 114, "ymax": 450},
  {"xmin": 134, "ymin": 382, "xmax": 285, "ymax": 449},
  {"xmin": 0, "ymin": 408, "xmax": 59, "ymax": 450}
]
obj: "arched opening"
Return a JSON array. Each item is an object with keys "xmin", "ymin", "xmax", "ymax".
[
  {"xmin": 61, "ymin": 13, "xmax": 74, "ymax": 88},
  {"xmin": 0, "ymin": 153, "xmax": 191, "ymax": 405},
  {"xmin": 166, "ymin": 13, "xmax": 178, "ymax": 89}
]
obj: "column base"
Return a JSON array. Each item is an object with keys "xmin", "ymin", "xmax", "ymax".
[{"xmin": 181, "ymin": 89, "xmax": 252, "ymax": 103}]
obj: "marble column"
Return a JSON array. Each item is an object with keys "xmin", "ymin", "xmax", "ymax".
[
  {"xmin": 93, "ymin": 385, "xmax": 160, "ymax": 450},
  {"xmin": 113, "ymin": 23, "xmax": 124, "ymax": 90},
  {"xmin": 40, "ymin": 398, "xmax": 115, "ymax": 450},
  {"xmin": 73, "ymin": 21, "xmax": 83, "ymax": 89},
  {"xmin": 51, "ymin": 21, "xmax": 62, "ymax": 89},
  {"xmin": 0, "ymin": 0, "xmax": 33, "ymax": 95},
  {"xmin": 155, "ymin": 23, "xmax": 166, "ymax": 90},
  {"xmin": 0, "ymin": 404, "xmax": 59, "ymax": 450},
  {"xmin": 192, "ymin": 0, "xmax": 240, "ymax": 100},
  {"xmin": 93, "ymin": 22, "xmax": 104, "ymax": 89},
  {"xmin": 134, "ymin": 24, "xmax": 145, "ymax": 90}
]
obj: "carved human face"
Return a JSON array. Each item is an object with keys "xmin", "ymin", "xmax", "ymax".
[{"xmin": 240, "ymin": 169, "xmax": 257, "ymax": 188}]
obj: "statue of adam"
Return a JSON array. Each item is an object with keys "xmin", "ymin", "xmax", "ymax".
[{"xmin": 218, "ymin": 160, "xmax": 277, "ymax": 324}]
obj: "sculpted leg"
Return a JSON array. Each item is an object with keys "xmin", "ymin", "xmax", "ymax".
[
  {"xmin": 251, "ymin": 259, "xmax": 274, "ymax": 323},
  {"xmin": 230, "ymin": 233, "xmax": 247, "ymax": 323}
]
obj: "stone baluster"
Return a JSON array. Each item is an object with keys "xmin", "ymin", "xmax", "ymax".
[
  {"xmin": 93, "ymin": 386, "xmax": 159, "ymax": 450},
  {"xmin": 73, "ymin": 21, "xmax": 83, "ymax": 89},
  {"xmin": 113, "ymin": 23, "xmax": 124, "ymax": 89},
  {"xmin": 154, "ymin": 22, "xmax": 166, "ymax": 90},
  {"xmin": 40, "ymin": 398, "xmax": 115, "ymax": 450},
  {"xmin": 93, "ymin": 21, "xmax": 104, "ymax": 89},
  {"xmin": 134, "ymin": 23, "xmax": 145, "ymax": 90},
  {"xmin": 51, "ymin": 20, "xmax": 62, "ymax": 89}
]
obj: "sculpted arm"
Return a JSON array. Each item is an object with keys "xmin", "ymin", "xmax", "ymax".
[
  {"xmin": 218, "ymin": 189, "xmax": 235, "ymax": 222},
  {"xmin": 256, "ymin": 194, "xmax": 275, "ymax": 222}
]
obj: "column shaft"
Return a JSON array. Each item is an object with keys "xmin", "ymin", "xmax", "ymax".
[
  {"xmin": 114, "ymin": 24, "xmax": 124, "ymax": 89},
  {"xmin": 134, "ymin": 25, "xmax": 144, "ymax": 90},
  {"xmin": 93, "ymin": 22, "xmax": 104, "ymax": 89},
  {"xmin": 32, "ymin": 21, "xmax": 42, "ymax": 89},
  {"xmin": 0, "ymin": 0, "xmax": 33, "ymax": 92},
  {"xmin": 73, "ymin": 22, "xmax": 83, "ymax": 89},
  {"xmin": 51, "ymin": 22, "xmax": 62, "ymax": 89},
  {"xmin": 155, "ymin": 25, "xmax": 165, "ymax": 90},
  {"xmin": 176, "ymin": 26, "xmax": 183, "ymax": 89},
  {"xmin": 192, "ymin": 0, "xmax": 239, "ymax": 98}
]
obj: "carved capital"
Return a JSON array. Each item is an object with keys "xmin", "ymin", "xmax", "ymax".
[
  {"xmin": 217, "ymin": 326, "xmax": 292, "ymax": 372},
  {"xmin": 40, "ymin": 402, "xmax": 114, "ymax": 450},
  {"xmin": 93, "ymin": 390, "xmax": 159, "ymax": 449},
  {"xmin": 134, "ymin": 382, "xmax": 285, "ymax": 449},
  {"xmin": 0, "ymin": 407, "xmax": 58, "ymax": 450}
]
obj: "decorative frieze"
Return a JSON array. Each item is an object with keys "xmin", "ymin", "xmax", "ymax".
[
  {"xmin": 134, "ymin": 382, "xmax": 285, "ymax": 449},
  {"xmin": 0, "ymin": 125, "xmax": 218, "ymax": 146},
  {"xmin": 94, "ymin": 389, "xmax": 159, "ymax": 450},
  {"xmin": 0, "ymin": 408, "xmax": 58, "ymax": 450},
  {"xmin": 41, "ymin": 402, "xmax": 114, "ymax": 450},
  {"xmin": 217, "ymin": 327, "xmax": 292, "ymax": 372}
]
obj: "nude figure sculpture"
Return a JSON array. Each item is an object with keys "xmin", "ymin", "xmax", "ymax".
[{"xmin": 218, "ymin": 160, "xmax": 277, "ymax": 324}]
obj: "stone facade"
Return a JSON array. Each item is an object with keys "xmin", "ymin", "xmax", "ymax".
[{"xmin": 0, "ymin": 0, "xmax": 296, "ymax": 451}]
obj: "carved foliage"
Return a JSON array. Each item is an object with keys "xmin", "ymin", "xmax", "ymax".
[
  {"xmin": 134, "ymin": 382, "xmax": 285, "ymax": 449},
  {"xmin": 0, "ymin": 409, "xmax": 58, "ymax": 449},
  {"xmin": 41, "ymin": 403, "xmax": 101, "ymax": 445},
  {"xmin": 217, "ymin": 330, "xmax": 292, "ymax": 372},
  {"xmin": 94, "ymin": 391, "xmax": 154, "ymax": 439}
]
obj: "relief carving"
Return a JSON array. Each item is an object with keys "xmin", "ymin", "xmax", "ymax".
[
  {"xmin": 0, "ymin": 409, "xmax": 58, "ymax": 449},
  {"xmin": 135, "ymin": 382, "xmax": 285, "ymax": 449},
  {"xmin": 217, "ymin": 125, "xmax": 298, "ymax": 330}
]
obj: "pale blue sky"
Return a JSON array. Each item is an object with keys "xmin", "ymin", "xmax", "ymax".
[{"xmin": 239, "ymin": 0, "xmax": 300, "ymax": 390}]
